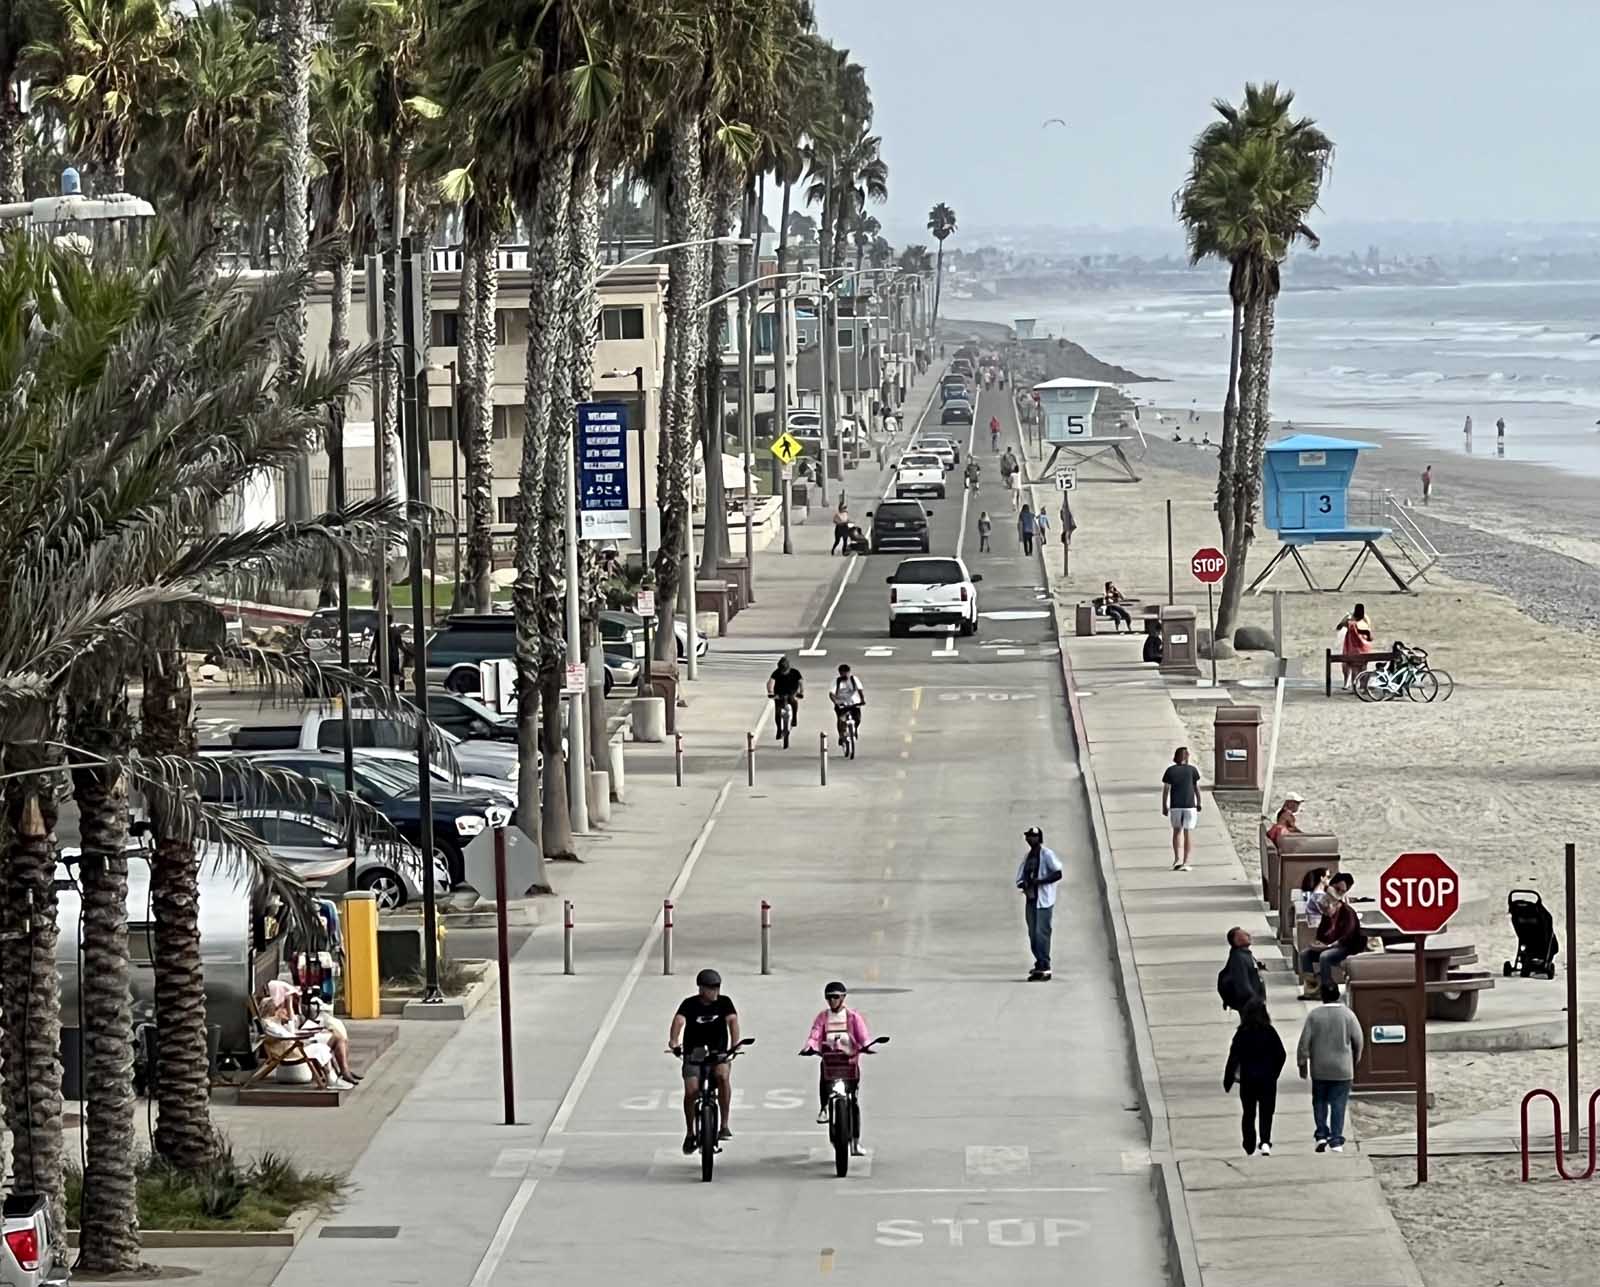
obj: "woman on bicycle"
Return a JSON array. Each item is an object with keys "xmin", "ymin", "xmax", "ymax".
[{"xmin": 803, "ymin": 982, "xmax": 873, "ymax": 1122}]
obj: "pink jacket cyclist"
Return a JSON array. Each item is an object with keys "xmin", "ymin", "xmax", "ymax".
[{"xmin": 805, "ymin": 988, "xmax": 873, "ymax": 1077}]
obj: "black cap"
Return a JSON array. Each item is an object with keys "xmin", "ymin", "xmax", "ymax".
[
  {"xmin": 695, "ymin": 968, "xmax": 722, "ymax": 989},
  {"xmin": 824, "ymin": 981, "xmax": 847, "ymax": 997},
  {"xmin": 1024, "ymin": 826, "xmax": 1043, "ymax": 840}
]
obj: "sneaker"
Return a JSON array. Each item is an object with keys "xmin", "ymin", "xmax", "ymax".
[
  {"xmin": 1037, "ymin": 971, "xmax": 1052, "ymax": 981},
  {"xmin": 329, "ymin": 1077, "xmax": 355, "ymax": 1091},
  {"xmin": 1330, "ymin": 1144, "xmax": 1344, "ymax": 1153},
  {"xmin": 1026, "ymin": 969, "xmax": 1043, "ymax": 981},
  {"xmin": 1259, "ymin": 1143, "xmax": 1272, "ymax": 1156},
  {"xmin": 717, "ymin": 1126, "xmax": 733, "ymax": 1141},
  {"xmin": 1315, "ymin": 1140, "xmax": 1328, "ymax": 1153},
  {"xmin": 682, "ymin": 1132, "xmax": 696, "ymax": 1155},
  {"xmin": 1179, "ymin": 863, "xmax": 1192, "ymax": 872},
  {"xmin": 850, "ymin": 1144, "xmax": 864, "ymax": 1157},
  {"xmin": 816, "ymin": 1107, "xmax": 829, "ymax": 1124}
]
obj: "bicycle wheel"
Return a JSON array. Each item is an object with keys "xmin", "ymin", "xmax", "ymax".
[
  {"xmin": 1430, "ymin": 668, "xmax": 1455, "ymax": 702},
  {"xmin": 1353, "ymin": 669, "xmax": 1382, "ymax": 702},
  {"xmin": 830, "ymin": 1101, "xmax": 849, "ymax": 1177},
  {"xmin": 1406, "ymin": 669, "xmax": 1439, "ymax": 703},
  {"xmin": 778, "ymin": 703, "xmax": 790, "ymax": 749},
  {"xmin": 700, "ymin": 1098, "xmax": 717, "ymax": 1182}
]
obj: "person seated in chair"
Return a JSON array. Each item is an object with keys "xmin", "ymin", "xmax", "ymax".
[
  {"xmin": 1100, "ymin": 581, "xmax": 1133, "ymax": 633},
  {"xmin": 263, "ymin": 980, "xmax": 360, "ymax": 1087},
  {"xmin": 1297, "ymin": 874, "xmax": 1365, "ymax": 998}
]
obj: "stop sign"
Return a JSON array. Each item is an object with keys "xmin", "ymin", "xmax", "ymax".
[
  {"xmin": 1191, "ymin": 547, "xmax": 1227, "ymax": 584},
  {"xmin": 1380, "ymin": 852, "xmax": 1461, "ymax": 935}
]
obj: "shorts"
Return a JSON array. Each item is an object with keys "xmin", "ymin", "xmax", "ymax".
[
  {"xmin": 1169, "ymin": 807, "xmax": 1199, "ymax": 831},
  {"xmin": 681, "ymin": 1051, "xmax": 730, "ymax": 1082}
]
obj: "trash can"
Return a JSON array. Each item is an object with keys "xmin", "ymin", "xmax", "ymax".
[
  {"xmin": 1213, "ymin": 705, "xmax": 1263, "ymax": 794},
  {"xmin": 1157, "ymin": 605, "xmax": 1200, "ymax": 676},
  {"xmin": 1075, "ymin": 602, "xmax": 1094, "ymax": 637},
  {"xmin": 1346, "ymin": 954, "xmax": 1424, "ymax": 1094}
]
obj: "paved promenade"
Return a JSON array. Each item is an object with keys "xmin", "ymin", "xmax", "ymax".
[{"xmin": 1011, "ymin": 396, "xmax": 1425, "ymax": 1287}]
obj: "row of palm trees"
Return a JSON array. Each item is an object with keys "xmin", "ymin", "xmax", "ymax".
[
  {"xmin": 0, "ymin": 0, "xmax": 920, "ymax": 1271},
  {"xmin": 1177, "ymin": 83, "xmax": 1333, "ymax": 636}
]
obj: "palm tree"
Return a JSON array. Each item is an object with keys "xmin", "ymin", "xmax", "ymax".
[
  {"xmin": 277, "ymin": 0, "xmax": 314, "ymax": 520},
  {"xmin": 1177, "ymin": 83, "xmax": 1332, "ymax": 636},
  {"xmin": 926, "ymin": 201, "xmax": 956, "ymax": 337},
  {"xmin": 24, "ymin": 0, "xmax": 175, "ymax": 193},
  {"xmin": 0, "ymin": 0, "xmax": 42, "ymax": 200}
]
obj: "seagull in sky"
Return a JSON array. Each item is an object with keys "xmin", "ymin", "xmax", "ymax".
[{"xmin": 1042, "ymin": 118, "xmax": 1067, "ymax": 128}]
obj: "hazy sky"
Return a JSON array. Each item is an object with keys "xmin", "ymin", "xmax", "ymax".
[{"xmin": 811, "ymin": 0, "xmax": 1600, "ymax": 242}]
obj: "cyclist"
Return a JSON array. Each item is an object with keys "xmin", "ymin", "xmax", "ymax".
[
  {"xmin": 829, "ymin": 664, "xmax": 865, "ymax": 745},
  {"xmin": 766, "ymin": 656, "xmax": 804, "ymax": 739},
  {"xmin": 963, "ymin": 456, "xmax": 981, "ymax": 491},
  {"xmin": 803, "ymin": 982, "xmax": 874, "ymax": 1144},
  {"xmin": 670, "ymin": 968, "xmax": 741, "ymax": 1154},
  {"xmin": 989, "ymin": 415, "xmax": 1001, "ymax": 451}
]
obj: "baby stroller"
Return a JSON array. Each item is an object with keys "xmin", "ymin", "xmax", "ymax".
[
  {"xmin": 843, "ymin": 524, "xmax": 870, "ymax": 555},
  {"xmin": 1503, "ymin": 888, "xmax": 1558, "ymax": 979}
]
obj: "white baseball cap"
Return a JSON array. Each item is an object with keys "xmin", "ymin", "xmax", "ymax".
[{"xmin": 1284, "ymin": 793, "xmax": 1306, "ymax": 804}]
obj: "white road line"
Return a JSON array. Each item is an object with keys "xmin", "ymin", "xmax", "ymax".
[
  {"xmin": 467, "ymin": 1177, "xmax": 542, "ymax": 1287},
  {"xmin": 997, "ymin": 647, "xmax": 1025, "ymax": 657},
  {"xmin": 844, "ymin": 1186, "xmax": 1109, "ymax": 1196},
  {"xmin": 565, "ymin": 1129, "xmax": 820, "ymax": 1139},
  {"xmin": 955, "ymin": 399, "xmax": 979, "ymax": 559},
  {"xmin": 802, "ymin": 367, "xmax": 945, "ymax": 653}
]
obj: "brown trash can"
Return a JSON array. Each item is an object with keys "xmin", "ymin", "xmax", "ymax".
[
  {"xmin": 1075, "ymin": 602, "xmax": 1095, "ymax": 637},
  {"xmin": 1213, "ymin": 705, "xmax": 1263, "ymax": 794},
  {"xmin": 648, "ymin": 668, "xmax": 681, "ymax": 734},
  {"xmin": 1157, "ymin": 605, "xmax": 1200, "ymax": 676},
  {"xmin": 1346, "ymin": 954, "xmax": 1424, "ymax": 1093}
]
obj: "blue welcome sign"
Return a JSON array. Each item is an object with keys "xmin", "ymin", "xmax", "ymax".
[{"xmin": 576, "ymin": 401, "xmax": 631, "ymax": 540}]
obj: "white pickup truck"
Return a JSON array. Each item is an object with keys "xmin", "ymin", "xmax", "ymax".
[
  {"xmin": 895, "ymin": 451, "xmax": 947, "ymax": 499},
  {"xmin": 885, "ymin": 556, "xmax": 983, "ymax": 637}
]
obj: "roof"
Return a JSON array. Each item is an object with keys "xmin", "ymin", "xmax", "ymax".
[
  {"xmin": 1032, "ymin": 377, "xmax": 1120, "ymax": 391},
  {"xmin": 1266, "ymin": 433, "xmax": 1376, "ymax": 454}
]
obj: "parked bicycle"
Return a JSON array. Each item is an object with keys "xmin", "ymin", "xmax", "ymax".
[
  {"xmin": 670, "ymin": 1039, "xmax": 754, "ymax": 1181},
  {"xmin": 800, "ymin": 1036, "xmax": 889, "ymax": 1176},
  {"xmin": 1354, "ymin": 643, "xmax": 1454, "ymax": 703}
]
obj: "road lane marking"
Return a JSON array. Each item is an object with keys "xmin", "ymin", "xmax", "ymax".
[
  {"xmin": 955, "ymin": 401, "xmax": 978, "ymax": 558},
  {"xmin": 981, "ymin": 609, "xmax": 1050, "ymax": 620},
  {"xmin": 902, "ymin": 733, "xmax": 913, "ymax": 744},
  {"xmin": 854, "ymin": 1187, "xmax": 1108, "ymax": 1196},
  {"xmin": 997, "ymin": 648, "xmax": 1025, "ymax": 656},
  {"xmin": 488, "ymin": 1148, "xmax": 563, "ymax": 1181},
  {"xmin": 467, "ymin": 1178, "xmax": 542, "ymax": 1287},
  {"xmin": 864, "ymin": 646, "xmax": 893, "ymax": 658},
  {"xmin": 911, "ymin": 686, "xmax": 922, "ymax": 713}
]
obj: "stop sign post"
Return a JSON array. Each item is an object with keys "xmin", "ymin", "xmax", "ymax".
[
  {"xmin": 1380, "ymin": 851, "xmax": 1461, "ymax": 1185},
  {"xmin": 1190, "ymin": 547, "xmax": 1228, "ymax": 685}
]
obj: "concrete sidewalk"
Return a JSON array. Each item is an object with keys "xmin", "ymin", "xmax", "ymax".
[{"xmin": 1002, "ymin": 396, "xmax": 1425, "ymax": 1287}]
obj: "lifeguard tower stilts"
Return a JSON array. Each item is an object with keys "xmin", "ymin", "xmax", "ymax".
[
  {"xmin": 1030, "ymin": 377, "xmax": 1143, "ymax": 482},
  {"xmin": 1246, "ymin": 434, "xmax": 1437, "ymax": 595}
]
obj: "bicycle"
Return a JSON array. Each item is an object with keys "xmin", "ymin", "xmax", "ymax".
[
  {"xmin": 773, "ymin": 694, "xmax": 799, "ymax": 747},
  {"xmin": 1353, "ymin": 648, "xmax": 1454, "ymax": 703},
  {"xmin": 801, "ymin": 1037, "xmax": 889, "ymax": 1176},
  {"xmin": 671, "ymin": 1039, "xmax": 754, "ymax": 1182},
  {"xmin": 832, "ymin": 702, "xmax": 860, "ymax": 760}
]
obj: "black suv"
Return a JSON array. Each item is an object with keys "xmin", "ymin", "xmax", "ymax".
[{"xmin": 868, "ymin": 500, "xmax": 933, "ymax": 553}]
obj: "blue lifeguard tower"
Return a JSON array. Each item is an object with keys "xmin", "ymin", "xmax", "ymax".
[{"xmin": 1247, "ymin": 434, "xmax": 1425, "ymax": 594}]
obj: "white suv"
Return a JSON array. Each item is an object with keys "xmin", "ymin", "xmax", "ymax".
[{"xmin": 886, "ymin": 556, "xmax": 982, "ymax": 637}]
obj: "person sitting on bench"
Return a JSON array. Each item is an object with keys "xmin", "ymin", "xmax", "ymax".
[
  {"xmin": 1101, "ymin": 581, "xmax": 1133, "ymax": 633},
  {"xmin": 1298, "ymin": 874, "xmax": 1365, "ymax": 998}
]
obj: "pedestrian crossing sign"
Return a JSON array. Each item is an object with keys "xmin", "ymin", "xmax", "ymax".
[{"xmin": 771, "ymin": 432, "xmax": 805, "ymax": 465}]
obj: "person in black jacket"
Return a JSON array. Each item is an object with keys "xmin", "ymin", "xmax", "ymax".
[
  {"xmin": 1223, "ymin": 1001, "xmax": 1286, "ymax": 1156},
  {"xmin": 1218, "ymin": 927, "xmax": 1266, "ymax": 1015}
]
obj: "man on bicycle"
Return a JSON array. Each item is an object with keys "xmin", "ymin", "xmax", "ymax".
[
  {"xmin": 829, "ymin": 664, "xmax": 865, "ymax": 744},
  {"xmin": 803, "ymin": 982, "xmax": 874, "ymax": 1139},
  {"xmin": 670, "ymin": 968, "xmax": 740, "ymax": 1154},
  {"xmin": 989, "ymin": 415, "xmax": 1001, "ymax": 451},
  {"xmin": 766, "ymin": 656, "xmax": 804, "ymax": 738}
]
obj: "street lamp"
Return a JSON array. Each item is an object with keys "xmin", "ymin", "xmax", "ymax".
[{"xmin": 597, "ymin": 235, "xmax": 751, "ymax": 284}]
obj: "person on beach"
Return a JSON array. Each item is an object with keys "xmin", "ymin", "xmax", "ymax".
[
  {"xmin": 1464, "ymin": 415, "xmax": 1472, "ymax": 439},
  {"xmin": 830, "ymin": 500, "xmax": 850, "ymax": 556},
  {"xmin": 1160, "ymin": 747, "xmax": 1202, "ymax": 872},
  {"xmin": 1015, "ymin": 825, "xmax": 1063, "ymax": 981},
  {"xmin": 1103, "ymin": 581, "xmax": 1133, "ymax": 632},
  {"xmin": 1225, "ymin": 1000, "xmax": 1285, "ymax": 1157},
  {"xmin": 1497, "ymin": 416, "xmax": 1506, "ymax": 441},
  {"xmin": 1421, "ymin": 464, "xmax": 1433, "ymax": 505},
  {"xmin": 1034, "ymin": 507, "xmax": 1051, "ymax": 547},
  {"xmin": 1266, "ymin": 792, "xmax": 1305, "ymax": 845},
  {"xmin": 1018, "ymin": 504, "xmax": 1036, "ymax": 555},
  {"xmin": 1217, "ymin": 928, "xmax": 1266, "ymax": 1015},
  {"xmin": 977, "ymin": 510, "xmax": 993, "ymax": 553},
  {"xmin": 1336, "ymin": 603, "xmax": 1374, "ymax": 690},
  {"xmin": 1296, "ymin": 984, "xmax": 1363, "ymax": 1153},
  {"xmin": 1298, "ymin": 873, "xmax": 1365, "ymax": 997}
]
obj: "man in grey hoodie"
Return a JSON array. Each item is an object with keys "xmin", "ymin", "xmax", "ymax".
[{"xmin": 1296, "ymin": 983, "xmax": 1364, "ymax": 1152}]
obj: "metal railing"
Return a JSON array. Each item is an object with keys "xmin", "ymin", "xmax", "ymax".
[{"xmin": 1349, "ymin": 489, "xmax": 1441, "ymax": 586}]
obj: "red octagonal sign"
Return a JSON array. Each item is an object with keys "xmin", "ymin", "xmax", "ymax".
[
  {"xmin": 1191, "ymin": 547, "xmax": 1227, "ymax": 584},
  {"xmin": 1380, "ymin": 852, "xmax": 1461, "ymax": 935}
]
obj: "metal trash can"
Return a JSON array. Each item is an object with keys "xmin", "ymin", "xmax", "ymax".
[
  {"xmin": 1213, "ymin": 704, "xmax": 1263, "ymax": 794},
  {"xmin": 1075, "ymin": 602, "xmax": 1094, "ymax": 637},
  {"xmin": 1157, "ymin": 605, "xmax": 1200, "ymax": 676}
]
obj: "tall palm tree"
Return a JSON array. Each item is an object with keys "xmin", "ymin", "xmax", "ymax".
[
  {"xmin": 1177, "ymin": 83, "xmax": 1332, "ymax": 635},
  {"xmin": 0, "ymin": 0, "xmax": 42, "ymax": 200},
  {"xmin": 276, "ymin": 0, "xmax": 313, "ymax": 464},
  {"xmin": 926, "ymin": 201, "xmax": 956, "ymax": 338}
]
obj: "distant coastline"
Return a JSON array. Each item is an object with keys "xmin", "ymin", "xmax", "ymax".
[{"xmin": 937, "ymin": 315, "xmax": 1158, "ymax": 386}]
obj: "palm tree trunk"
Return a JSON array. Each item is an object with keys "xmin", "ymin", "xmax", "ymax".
[
  {"xmin": 570, "ymin": 159, "xmax": 606, "ymax": 771},
  {"xmin": 464, "ymin": 216, "xmax": 499, "ymax": 613},
  {"xmin": 0, "ymin": 81, "xmax": 25, "ymax": 203},
  {"xmin": 318, "ymin": 246, "xmax": 355, "ymax": 606},
  {"xmin": 654, "ymin": 115, "xmax": 705, "ymax": 660},
  {"xmin": 277, "ymin": 0, "xmax": 313, "ymax": 523},
  {"xmin": 817, "ymin": 184, "xmax": 839, "ymax": 492},
  {"xmin": 453, "ymin": 221, "xmax": 478, "ymax": 612},
  {"xmin": 1, "ymin": 739, "xmax": 66, "ymax": 1238},
  {"xmin": 696, "ymin": 180, "xmax": 735, "ymax": 578},
  {"xmin": 535, "ymin": 151, "xmax": 578, "ymax": 863},
  {"xmin": 140, "ymin": 641, "xmax": 220, "ymax": 1173},
  {"xmin": 773, "ymin": 179, "xmax": 791, "ymax": 444},
  {"xmin": 66, "ymin": 672, "xmax": 141, "ymax": 1274},
  {"xmin": 380, "ymin": 145, "xmax": 413, "ymax": 492},
  {"xmin": 1215, "ymin": 288, "xmax": 1267, "ymax": 638},
  {"xmin": 1215, "ymin": 269, "xmax": 1245, "ymax": 550},
  {"xmin": 932, "ymin": 240, "xmax": 945, "ymax": 337}
]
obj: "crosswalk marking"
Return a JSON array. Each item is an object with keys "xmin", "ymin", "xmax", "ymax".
[
  {"xmin": 965, "ymin": 1145, "xmax": 1031, "ymax": 1179},
  {"xmin": 489, "ymin": 1147, "xmax": 563, "ymax": 1180}
]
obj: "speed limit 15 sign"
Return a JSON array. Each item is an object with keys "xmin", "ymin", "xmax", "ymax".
[{"xmin": 1191, "ymin": 547, "xmax": 1227, "ymax": 584}]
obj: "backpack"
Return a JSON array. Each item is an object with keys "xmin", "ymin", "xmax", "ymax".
[{"xmin": 1216, "ymin": 958, "xmax": 1252, "ymax": 1012}]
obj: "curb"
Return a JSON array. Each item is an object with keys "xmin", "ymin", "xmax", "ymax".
[
  {"xmin": 68, "ymin": 1203, "xmax": 320, "ymax": 1250},
  {"xmin": 1016, "ymin": 406, "xmax": 1201, "ymax": 1287}
]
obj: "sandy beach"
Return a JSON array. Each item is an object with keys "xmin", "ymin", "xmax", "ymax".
[{"xmin": 1032, "ymin": 398, "xmax": 1600, "ymax": 1285}]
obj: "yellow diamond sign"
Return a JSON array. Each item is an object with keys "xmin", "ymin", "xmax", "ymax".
[{"xmin": 770, "ymin": 432, "xmax": 804, "ymax": 465}]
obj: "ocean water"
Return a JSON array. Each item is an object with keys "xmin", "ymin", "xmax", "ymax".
[{"xmin": 966, "ymin": 280, "xmax": 1600, "ymax": 477}]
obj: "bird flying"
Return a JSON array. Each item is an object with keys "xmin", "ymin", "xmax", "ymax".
[{"xmin": 1042, "ymin": 118, "xmax": 1067, "ymax": 128}]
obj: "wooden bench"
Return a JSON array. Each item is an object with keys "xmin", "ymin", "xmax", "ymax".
[{"xmin": 1324, "ymin": 648, "xmax": 1398, "ymax": 697}]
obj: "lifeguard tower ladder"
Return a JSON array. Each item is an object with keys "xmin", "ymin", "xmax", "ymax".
[{"xmin": 1246, "ymin": 434, "xmax": 1434, "ymax": 595}]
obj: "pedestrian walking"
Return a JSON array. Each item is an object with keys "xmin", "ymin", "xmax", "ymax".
[
  {"xmin": 1420, "ymin": 464, "xmax": 1432, "ymax": 505},
  {"xmin": 1463, "ymin": 414, "xmax": 1472, "ymax": 439},
  {"xmin": 830, "ymin": 499, "xmax": 850, "ymax": 556},
  {"xmin": 1018, "ymin": 504, "xmax": 1036, "ymax": 556},
  {"xmin": 1496, "ymin": 416, "xmax": 1506, "ymax": 442},
  {"xmin": 977, "ymin": 510, "xmax": 993, "ymax": 553},
  {"xmin": 1160, "ymin": 746, "xmax": 1202, "ymax": 872},
  {"xmin": 1014, "ymin": 825, "xmax": 1062, "ymax": 981},
  {"xmin": 1296, "ymin": 984, "xmax": 1363, "ymax": 1152},
  {"xmin": 1224, "ymin": 1001, "xmax": 1285, "ymax": 1156},
  {"xmin": 369, "ymin": 621, "xmax": 408, "ymax": 692},
  {"xmin": 1034, "ymin": 507, "xmax": 1051, "ymax": 547},
  {"xmin": 1216, "ymin": 927, "xmax": 1266, "ymax": 1015}
]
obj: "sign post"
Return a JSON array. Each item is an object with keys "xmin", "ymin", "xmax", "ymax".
[
  {"xmin": 1191, "ymin": 547, "xmax": 1227, "ymax": 686},
  {"xmin": 1380, "ymin": 851, "xmax": 1461, "ymax": 1185}
]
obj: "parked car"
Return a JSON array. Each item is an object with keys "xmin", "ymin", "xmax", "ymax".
[
  {"xmin": 228, "ymin": 709, "xmax": 519, "ymax": 783},
  {"xmin": 230, "ymin": 809, "xmax": 447, "ymax": 910},
  {"xmin": 301, "ymin": 606, "xmax": 382, "ymax": 662},
  {"xmin": 940, "ymin": 402, "xmax": 974, "ymax": 426},
  {"xmin": 895, "ymin": 452, "xmax": 947, "ymax": 499},
  {"xmin": 886, "ymin": 556, "xmax": 982, "ymax": 637},
  {"xmin": 603, "ymin": 608, "xmax": 709, "ymax": 660},
  {"xmin": 867, "ymin": 500, "xmax": 933, "ymax": 553},
  {"xmin": 343, "ymin": 747, "xmax": 519, "ymax": 808}
]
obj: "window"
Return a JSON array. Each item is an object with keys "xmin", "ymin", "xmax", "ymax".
[
  {"xmin": 890, "ymin": 559, "xmax": 965, "ymax": 585},
  {"xmin": 600, "ymin": 306, "xmax": 646, "ymax": 341},
  {"xmin": 837, "ymin": 326, "xmax": 853, "ymax": 350},
  {"xmin": 496, "ymin": 496, "xmax": 521, "ymax": 525},
  {"xmin": 431, "ymin": 311, "xmax": 459, "ymax": 347},
  {"xmin": 429, "ymin": 407, "xmax": 454, "ymax": 441},
  {"xmin": 493, "ymin": 309, "xmax": 526, "ymax": 344},
  {"xmin": 493, "ymin": 405, "xmax": 517, "ymax": 440},
  {"xmin": 245, "ymin": 816, "xmax": 332, "ymax": 847}
]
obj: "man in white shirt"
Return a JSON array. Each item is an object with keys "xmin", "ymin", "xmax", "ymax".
[
  {"xmin": 830, "ymin": 664, "xmax": 865, "ymax": 744},
  {"xmin": 1015, "ymin": 825, "xmax": 1064, "ymax": 981}
]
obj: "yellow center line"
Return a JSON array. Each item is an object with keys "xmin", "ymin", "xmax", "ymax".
[{"xmin": 911, "ymin": 686, "xmax": 922, "ymax": 713}]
